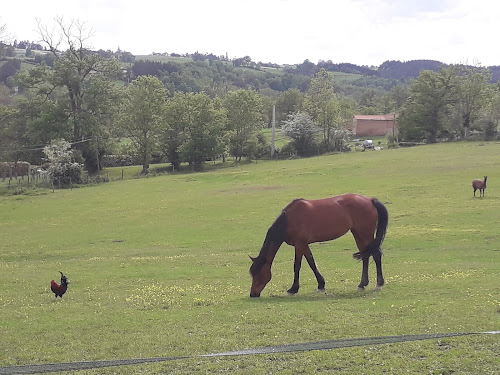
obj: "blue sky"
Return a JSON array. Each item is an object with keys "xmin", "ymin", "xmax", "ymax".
[{"xmin": 2, "ymin": 0, "xmax": 498, "ymax": 66}]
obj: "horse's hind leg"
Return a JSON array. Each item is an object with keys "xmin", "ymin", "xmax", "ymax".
[
  {"xmin": 351, "ymin": 231, "xmax": 372, "ymax": 290},
  {"xmin": 359, "ymin": 258, "xmax": 369, "ymax": 290},
  {"xmin": 372, "ymin": 250, "xmax": 385, "ymax": 290}
]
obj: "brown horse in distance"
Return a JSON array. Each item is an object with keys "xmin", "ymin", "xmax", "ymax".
[
  {"xmin": 472, "ymin": 176, "xmax": 487, "ymax": 197},
  {"xmin": 249, "ymin": 194, "xmax": 388, "ymax": 297}
]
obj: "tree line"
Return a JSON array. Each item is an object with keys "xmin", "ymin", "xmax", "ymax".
[
  {"xmin": 398, "ymin": 66, "xmax": 500, "ymax": 142},
  {"xmin": 0, "ymin": 19, "xmax": 355, "ymax": 178}
]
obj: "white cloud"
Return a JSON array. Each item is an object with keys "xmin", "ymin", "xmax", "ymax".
[{"xmin": 2, "ymin": 0, "xmax": 499, "ymax": 66}]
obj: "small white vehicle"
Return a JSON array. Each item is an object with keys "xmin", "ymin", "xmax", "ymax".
[{"xmin": 362, "ymin": 139, "xmax": 374, "ymax": 149}]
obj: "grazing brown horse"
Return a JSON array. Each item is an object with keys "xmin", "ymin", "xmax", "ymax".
[
  {"xmin": 472, "ymin": 176, "xmax": 487, "ymax": 197},
  {"xmin": 249, "ymin": 194, "xmax": 389, "ymax": 297}
]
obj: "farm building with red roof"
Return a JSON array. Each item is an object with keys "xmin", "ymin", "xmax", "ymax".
[{"xmin": 352, "ymin": 114, "xmax": 397, "ymax": 137}]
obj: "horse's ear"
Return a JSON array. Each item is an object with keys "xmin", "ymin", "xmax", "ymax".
[{"xmin": 249, "ymin": 255, "xmax": 257, "ymax": 262}]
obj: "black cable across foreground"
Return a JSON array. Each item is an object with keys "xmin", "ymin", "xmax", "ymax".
[
  {"xmin": 0, "ymin": 357, "xmax": 190, "ymax": 375},
  {"xmin": 0, "ymin": 331, "xmax": 498, "ymax": 374}
]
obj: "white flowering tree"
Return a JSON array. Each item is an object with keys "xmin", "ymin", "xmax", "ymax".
[
  {"xmin": 281, "ymin": 111, "xmax": 320, "ymax": 156},
  {"xmin": 43, "ymin": 139, "xmax": 83, "ymax": 186}
]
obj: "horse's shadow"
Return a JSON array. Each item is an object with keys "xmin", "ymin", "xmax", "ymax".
[{"xmin": 247, "ymin": 288, "xmax": 380, "ymax": 303}]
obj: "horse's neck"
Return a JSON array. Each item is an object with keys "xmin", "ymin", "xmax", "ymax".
[{"xmin": 264, "ymin": 241, "xmax": 283, "ymax": 265}]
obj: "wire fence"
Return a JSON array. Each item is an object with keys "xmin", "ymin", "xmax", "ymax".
[
  {"xmin": 0, "ymin": 331, "xmax": 498, "ymax": 374},
  {"xmin": 0, "ymin": 172, "xmax": 114, "ymax": 194}
]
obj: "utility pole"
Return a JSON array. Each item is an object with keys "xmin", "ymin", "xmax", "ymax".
[
  {"xmin": 95, "ymin": 137, "xmax": 100, "ymax": 174},
  {"xmin": 271, "ymin": 105, "xmax": 276, "ymax": 158}
]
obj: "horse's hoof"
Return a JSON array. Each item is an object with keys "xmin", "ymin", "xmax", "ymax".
[
  {"xmin": 374, "ymin": 285, "xmax": 383, "ymax": 291},
  {"xmin": 357, "ymin": 286, "xmax": 365, "ymax": 291},
  {"xmin": 317, "ymin": 288, "xmax": 326, "ymax": 293},
  {"xmin": 286, "ymin": 291, "xmax": 296, "ymax": 296}
]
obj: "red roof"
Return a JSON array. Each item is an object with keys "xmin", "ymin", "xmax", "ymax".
[{"xmin": 354, "ymin": 114, "xmax": 396, "ymax": 121}]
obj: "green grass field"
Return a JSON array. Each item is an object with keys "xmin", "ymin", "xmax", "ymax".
[{"xmin": 0, "ymin": 142, "xmax": 499, "ymax": 374}]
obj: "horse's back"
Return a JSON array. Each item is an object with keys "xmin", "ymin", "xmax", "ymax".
[
  {"xmin": 333, "ymin": 194, "xmax": 379, "ymax": 231},
  {"xmin": 284, "ymin": 194, "xmax": 377, "ymax": 244}
]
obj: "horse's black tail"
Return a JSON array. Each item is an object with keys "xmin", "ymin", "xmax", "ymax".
[{"xmin": 353, "ymin": 198, "xmax": 388, "ymax": 260}]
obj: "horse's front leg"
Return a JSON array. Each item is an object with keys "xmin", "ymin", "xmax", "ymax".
[
  {"xmin": 358, "ymin": 257, "xmax": 369, "ymax": 290},
  {"xmin": 287, "ymin": 249, "xmax": 302, "ymax": 295},
  {"xmin": 304, "ymin": 245, "xmax": 325, "ymax": 292}
]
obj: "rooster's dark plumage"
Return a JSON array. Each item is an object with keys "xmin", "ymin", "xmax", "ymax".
[{"xmin": 51, "ymin": 271, "xmax": 69, "ymax": 299}]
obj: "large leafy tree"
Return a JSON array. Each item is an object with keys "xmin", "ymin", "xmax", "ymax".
[
  {"xmin": 398, "ymin": 68, "xmax": 458, "ymax": 143},
  {"xmin": 162, "ymin": 92, "xmax": 187, "ymax": 171},
  {"xmin": 358, "ymin": 88, "xmax": 381, "ymax": 114},
  {"xmin": 0, "ymin": 106, "xmax": 20, "ymax": 161},
  {"xmin": 223, "ymin": 89, "xmax": 263, "ymax": 161},
  {"xmin": 0, "ymin": 60, "xmax": 21, "ymax": 84},
  {"xmin": 0, "ymin": 96, "xmax": 71, "ymax": 163},
  {"xmin": 455, "ymin": 66, "xmax": 493, "ymax": 138},
  {"xmin": 83, "ymin": 77, "xmax": 124, "ymax": 171},
  {"xmin": 20, "ymin": 97, "xmax": 71, "ymax": 152},
  {"xmin": 483, "ymin": 86, "xmax": 500, "ymax": 139},
  {"xmin": 16, "ymin": 17, "xmax": 121, "ymax": 171},
  {"xmin": 164, "ymin": 92, "xmax": 226, "ymax": 171},
  {"xmin": 275, "ymin": 88, "xmax": 304, "ymax": 125},
  {"xmin": 120, "ymin": 75, "xmax": 167, "ymax": 174},
  {"xmin": 391, "ymin": 84, "xmax": 410, "ymax": 110},
  {"xmin": 302, "ymin": 69, "xmax": 340, "ymax": 151}
]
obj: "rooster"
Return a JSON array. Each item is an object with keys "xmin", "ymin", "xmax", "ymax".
[{"xmin": 51, "ymin": 271, "xmax": 69, "ymax": 299}]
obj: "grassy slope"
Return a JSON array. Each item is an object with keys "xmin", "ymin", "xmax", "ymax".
[
  {"xmin": 133, "ymin": 55, "xmax": 364, "ymax": 83},
  {"xmin": 0, "ymin": 142, "xmax": 499, "ymax": 374}
]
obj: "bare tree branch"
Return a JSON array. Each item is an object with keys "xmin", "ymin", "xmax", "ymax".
[
  {"xmin": 36, "ymin": 18, "xmax": 62, "ymax": 56},
  {"xmin": 0, "ymin": 18, "xmax": 13, "ymax": 43},
  {"xmin": 36, "ymin": 16, "xmax": 95, "ymax": 58}
]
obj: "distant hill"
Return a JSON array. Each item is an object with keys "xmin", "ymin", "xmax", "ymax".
[
  {"xmin": 488, "ymin": 66, "xmax": 500, "ymax": 83},
  {"xmin": 4, "ymin": 45, "xmax": 499, "ymax": 97},
  {"xmin": 283, "ymin": 58, "xmax": 500, "ymax": 83},
  {"xmin": 377, "ymin": 60, "xmax": 445, "ymax": 80}
]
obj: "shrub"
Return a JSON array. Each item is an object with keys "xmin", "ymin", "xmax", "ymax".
[
  {"xmin": 43, "ymin": 139, "xmax": 83, "ymax": 187},
  {"xmin": 48, "ymin": 162, "xmax": 83, "ymax": 185},
  {"xmin": 281, "ymin": 112, "xmax": 320, "ymax": 157}
]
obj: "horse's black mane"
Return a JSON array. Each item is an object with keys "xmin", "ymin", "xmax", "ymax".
[{"xmin": 249, "ymin": 200, "xmax": 300, "ymax": 276}]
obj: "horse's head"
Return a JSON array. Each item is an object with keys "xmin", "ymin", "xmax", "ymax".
[{"xmin": 249, "ymin": 256, "xmax": 271, "ymax": 297}]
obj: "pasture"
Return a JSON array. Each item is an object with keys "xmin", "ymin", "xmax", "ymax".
[{"xmin": 0, "ymin": 142, "xmax": 499, "ymax": 374}]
